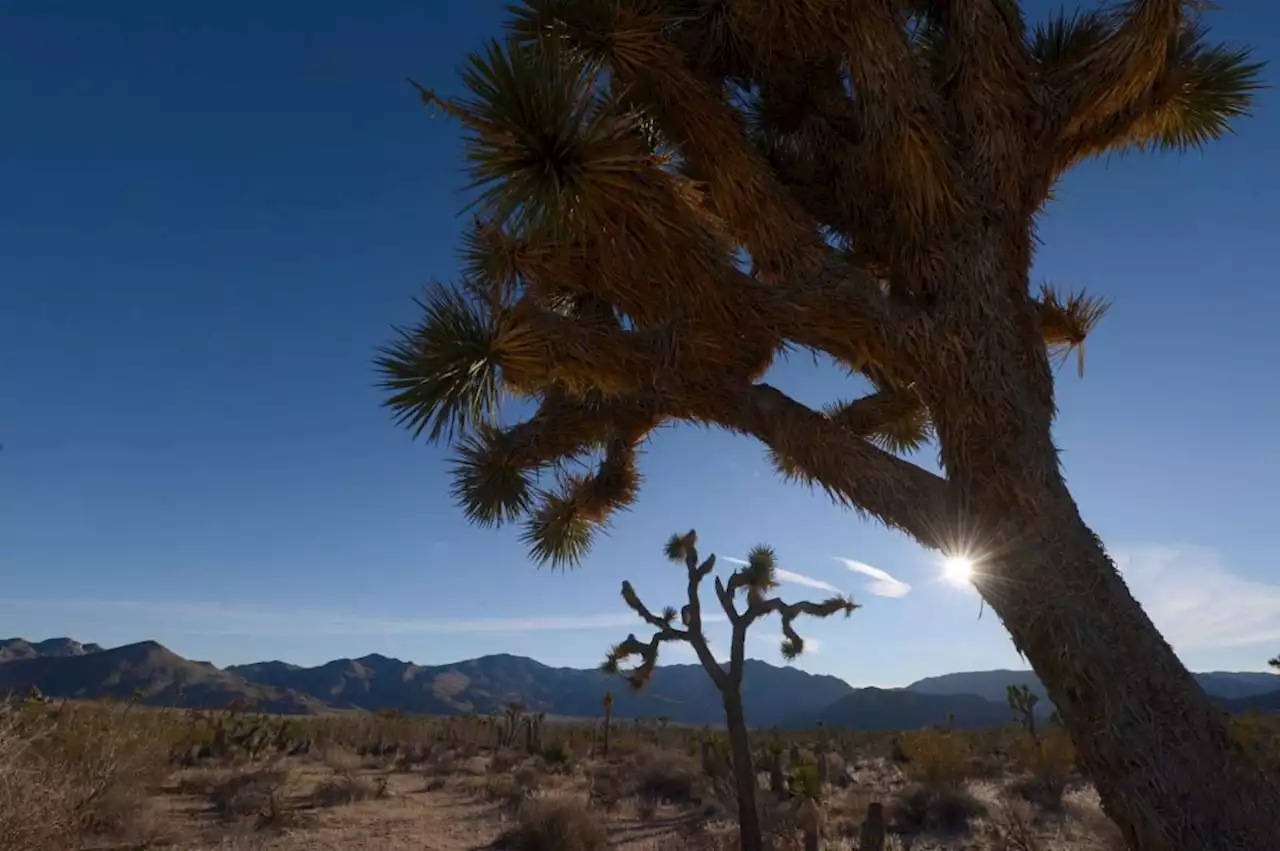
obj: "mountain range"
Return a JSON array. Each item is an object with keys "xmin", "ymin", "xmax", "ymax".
[{"xmin": 2, "ymin": 637, "xmax": 1277, "ymax": 731}]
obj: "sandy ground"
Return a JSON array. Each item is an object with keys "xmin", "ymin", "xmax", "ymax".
[{"xmin": 137, "ymin": 752, "xmax": 1127, "ymax": 851}]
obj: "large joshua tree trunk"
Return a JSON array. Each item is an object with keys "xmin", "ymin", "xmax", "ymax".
[
  {"xmin": 994, "ymin": 506, "xmax": 1277, "ymax": 851},
  {"xmin": 922, "ymin": 242, "xmax": 1280, "ymax": 851}
]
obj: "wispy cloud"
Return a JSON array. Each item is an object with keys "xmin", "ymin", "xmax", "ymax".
[
  {"xmin": 1116, "ymin": 545, "xmax": 1280, "ymax": 651},
  {"xmin": 0, "ymin": 599, "xmax": 690, "ymax": 638},
  {"xmin": 774, "ymin": 569, "xmax": 841, "ymax": 595},
  {"xmin": 721, "ymin": 557, "xmax": 842, "ymax": 595},
  {"xmin": 835, "ymin": 558, "xmax": 912, "ymax": 598}
]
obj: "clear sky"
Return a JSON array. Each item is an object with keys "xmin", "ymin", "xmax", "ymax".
[{"xmin": 2, "ymin": 1, "xmax": 1278, "ymax": 687}]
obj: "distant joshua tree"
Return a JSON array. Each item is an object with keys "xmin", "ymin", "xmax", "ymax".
[
  {"xmin": 1269, "ymin": 655, "xmax": 1279, "ymax": 672},
  {"xmin": 602, "ymin": 530, "xmax": 855, "ymax": 851},
  {"xmin": 1007, "ymin": 683, "xmax": 1040, "ymax": 743}
]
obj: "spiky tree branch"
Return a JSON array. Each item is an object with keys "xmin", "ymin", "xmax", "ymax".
[
  {"xmin": 1034, "ymin": 4, "xmax": 1263, "ymax": 181},
  {"xmin": 1044, "ymin": 0, "xmax": 1186, "ymax": 139},
  {"xmin": 603, "ymin": 531, "xmax": 856, "ymax": 690},
  {"xmin": 376, "ymin": 7, "xmax": 1160, "ymax": 565}
]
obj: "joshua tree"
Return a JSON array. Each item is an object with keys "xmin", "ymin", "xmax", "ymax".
[
  {"xmin": 1007, "ymin": 683, "xmax": 1040, "ymax": 743},
  {"xmin": 377, "ymin": 1, "xmax": 1274, "ymax": 846},
  {"xmin": 1269, "ymin": 655, "xmax": 1279, "ymax": 671},
  {"xmin": 600, "ymin": 690, "xmax": 614, "ymax": 757},
  {"xmin": 601, "ymin": 530, "xmax": 855, "ymax": 851}
]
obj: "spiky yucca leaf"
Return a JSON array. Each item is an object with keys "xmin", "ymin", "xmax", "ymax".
[
  {"xmin": 1132, "ymin": 25, "xmax": 1265, "ymax": 153},
  {"xmin": 664, "ymin": 530, "xmax": 695, "ymax": 562},
  {"xmin": 376, "ymin": 286, "xmax": 504, "ymax": 443},
  {"xmin": 600, "ymin": 645, "xmax": 623, "ymax": 674},
  {"xmin": 460, "ymin": 221, "xmax": 526, "ymax": 307},
  {"xmin": 507, "ymin": 0, "xmax": 618, "ymax": 54},
  {"xmin": 450, "ymin": 35, "xmax": 665, "ymax": 239},
  {"xmin": 521, "ymin": 488, "xmax": 597, "ymax": 568},
  {"xmin": 780, "ymin": 636, "xmax": 803, "ymax": 661},
  {"xmin": 1037, "ymin": 286, "xmax": 1111, "ymax": 377},
  {"xmin": 449, "ymin": 426, "xmax": 536, "ymax": 526},
  {"xmin": 824, "ymin": 393, "xmax": 932, "ymax": 455},
  {"xmin": 744, "ymin": 544, "xmax": 778, "ymax": 590},
  {"xmin": 1028, "ymin": 9, "xmax": 1110, "ymax": 68}
]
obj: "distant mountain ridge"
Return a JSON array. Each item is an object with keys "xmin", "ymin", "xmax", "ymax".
[
  {"xmin": 905, "ymin": 668, "xmax": 1280, "ymax": 714},
  {"xmin": 0, "ymin": 637, "xmax": 105, "ymax": 662},
  {"xmin": 2, "ymin": 637, "xmax": 1277, "ymax": 730}
]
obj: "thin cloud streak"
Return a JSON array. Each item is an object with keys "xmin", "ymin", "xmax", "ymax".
[
  {"xmin": 0, "ymin": 599, "xmax": 726, "ymax": 638},
  {"xmin": 774, "ymin": 569, "xmax": 841, "ymax": 595},
  {"xmin": 722, "ymin": 556, "xmax": 842, "ymax": 594},
  {"xmin": 1116, "ymin": 545, "xmax": 1280, "ymax": 651},
  {"xmin": 836, "ymin": 558, "xmax": 912, "ymax": 598}
]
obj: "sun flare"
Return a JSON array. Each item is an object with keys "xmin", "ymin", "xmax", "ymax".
[{"xmin": 942, "ymin": 555, "xmax": 974, "ymax": 585}]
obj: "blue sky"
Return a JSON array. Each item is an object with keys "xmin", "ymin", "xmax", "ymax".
[{"xmin": 2, "ymin": 1, "xmax": 1278, "ymax": 687}]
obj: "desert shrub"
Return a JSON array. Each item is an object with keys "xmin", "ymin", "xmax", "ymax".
[
  {"xmin": 540, "ymin": 739, "xmax": 576, "ymax": 771},
  {"xmin": 422, "ymin": 743, "xmax": 458, "ymax": 776},
  {"xmin": 788, "ymin": 760, "xmax": 823, "ymax": 803},
  {"xmin": 320, "ymin": 746, "xmax": 363, "ymax": 773},
  {"xmin": 1009, "ymin": 728, "xmax": 1076, "ymax": 810},
  {"xmin": 496, "ymin": 796, "xmax": 608, "ymax": 851},
  {"xmin": 823, "ymin": 750, "xmax": 849, "ymax": 787},
  {"xmin": 0, "ymin": 701, "xmax": 174, "ymax": 850},
  {"xmin": 899, "ymin": 731, "xmax": 973, "ymax": 789},
  {"xmin": 1231, "ymin": 714, "xmax": 1280, "ymax": 774},
  {"xmin": 485, "ymin": 768, "xmax": 542, "ymax": 811},
  {"xmin": 489, "ymin": 748, "xmax": 522, "ymax": 774},
  {"xmin": 988, "ymin": 798, "xmax": 1043, "ymax": 851},
  {"xmin": 585, "ymin": 762, "xmax": 626, "ymax": 811},
  {"xmin": 310, "ymin": 770, "xmax": 383, "ymax": 807},
  {"xmin": 890, "ymin": 784, "xmax": 986, "ymax": 835},
  {"xmin": 205, "ymin": 764, "xmax": 291, "ymax": 823},
  {"xmin": 632, "ymin": 745, "xmax": 699, "ymax": 804}
]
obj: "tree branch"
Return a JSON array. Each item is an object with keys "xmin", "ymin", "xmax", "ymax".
[
  {"xmin": 621, "ymin": 580, "xmax": 688, "ymax": 637},
  {"xmin": 607, "ymin": 540, "xmax": 729, "ymax": 690},
  {"xmin": 1046, "ymin": 0, "xmax": 1186, "ymax": 142},
  {"xmin": 927, "ymin": 1, "xmax": 1036, "ymax": 207},
  {"xmin": 1049, "ymin": 25, "xmax": 1264, "ymax": 175},
  {"xmin": 750, "ymin": 593, "xmax": 859, "ymax": 659},
  {"xmin": 508, "ymin": 251, "xmax": 935, "ymax": 393},
  {"xmin": 825, "ymin": 389, "xmax": 931, "ymax": 453},
  {"xmin": 713, "ymin": 575, "xmax": 744, "ymax": 627},
  {"xmin": 696, "ymin": 383, "xmax": 953, "ymax": 550},
  {"xmin": 836, "ymin": 0, "xmax": 958, "ymax": 229}
]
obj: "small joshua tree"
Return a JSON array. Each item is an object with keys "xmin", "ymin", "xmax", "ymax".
[
  {"xmin": 600, "ymin": 690, "xmax": 613, "ymax": 757},
  {"xmin": 1007, "ymin": 684, "xmax": 1040, "ymax": 743},
  {"xmin": 602, "ymin": 530, "xmax": 856, "ymax": 851},
  {"xmin": 1269, "ymin": 655, "xmax": 1279, "ymax": 671}
]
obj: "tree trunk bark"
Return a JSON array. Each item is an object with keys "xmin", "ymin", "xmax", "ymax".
[
  {"xmin": 722, "ymin": 687, "xmax": 763, "ymax": 851},
  {"xmin": 984, "ymin": 501, "xmax": 1280, "ymax": 851},
  {"xmin": 916, "ymin": 225, "xmax": 1280, "ymax": 850}
]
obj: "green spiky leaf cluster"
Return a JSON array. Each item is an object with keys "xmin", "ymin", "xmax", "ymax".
[{"xmin": 742, "ymin": 545, "xmax": 779, "ymax": 591}]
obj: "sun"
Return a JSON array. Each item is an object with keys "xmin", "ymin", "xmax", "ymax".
[{"xmin": 942, "ymin": 555, "xmax": 974, "ymax": 585}]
